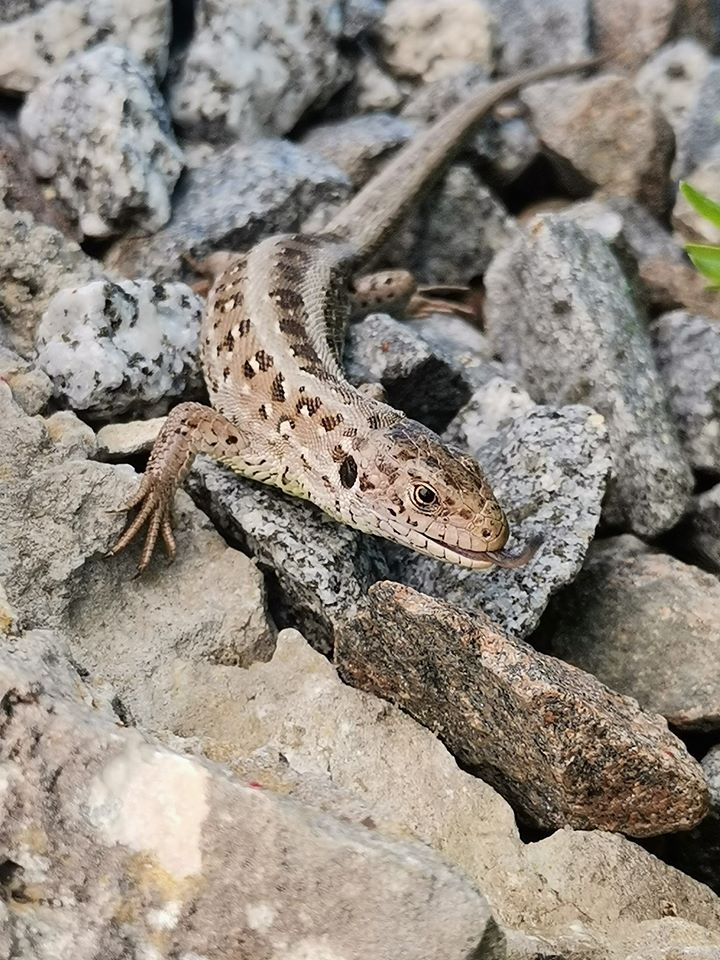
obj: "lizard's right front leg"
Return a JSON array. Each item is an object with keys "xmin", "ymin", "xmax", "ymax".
[{"xmin": 108, "ymin": 401, "xmax": 247, "ymax": 573}]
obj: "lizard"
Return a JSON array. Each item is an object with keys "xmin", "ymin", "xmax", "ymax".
[{"xmin": 109, "ymin": 57, "xmax": 600, "ymax": 575}]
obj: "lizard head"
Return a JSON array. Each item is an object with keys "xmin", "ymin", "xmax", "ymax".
[{"xmin": 336, "ymin": 418, "xmax": 538, "ymax": 570}]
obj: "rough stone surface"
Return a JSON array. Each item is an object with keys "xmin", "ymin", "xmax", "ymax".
[
  {"xmin": 170, "ymin": 0, "xmax": 345, "ymax": 144},
  {"xmin": 652, "ymin": 310, "xmax": 720, "ymax": 473},
  {"xmin": 490, "ymin": 0, "xmax": 591, "ymax": 73},
  {"xmin": 354, "ymin": 53, "xmax": 405, "ymax": 112},
  {"xmin": 405, "ymin": 313, "xmax": 503, "ymax": 390},
  {"xmin": 20, "ymin": 44, "xmax": 183, "ymax": 239},
  {"xmin": 345, "ymin": 313, "xmax": 471, "ymax": 432},
  {"xmin": 0, "ymin": 384, "xmax": 274, "ymax": 706},
  {"xmin": 521, "ymin": 73, "xmax": 674, "ymax": 216},
  {"xmin": 336, "ymin": 581, "xmax": 708, "ymax": 836},
  {"xmin": 0, "ymin": 345, "xmax": 52, "ymax": 415},
  {"xmin": 106, "ymin": 138, "xmax": 351, "ymax": 281},
  {"xmin": 681, "ymin": 484, "xmax": 720, "ymax": 573},
  {"xmin": 379, "ymin": 0, "xmax": 494, "ymax": 82},
  {"xmin": 95, "ymin": 416, "xmax": 168, "ymax": 461},
  {"xmin": 484, "ymin": 215, "xmax": 693, "ymax": 537},
  {"xmin": 398, "ymin": 399, "xmax": 611, "ymax": 638},
  {"xmin": 187, "ymin": 459, "xmax": 388, "ymax": 657},
  {"xmin": 0, "ymin": 634, "xmax": 501, "ymax": 960},
  {"xmin": 0, "ymin": 0, "xmax": 171, "ymax": 94},
  {"xmin": 0, "ymin": 207, "xmax": 103, "ymax": 356},
  {"xmin": 35, "ymin": 279, "xmax": 204, "ymax": 419},
  {"xmin": 593, "ymin": 0, "xmax": 676, "ymax": 69},
  {"xmin": 635, "ymin": 39, "xmax": 712, "ymax": 142},
  {"xmin": 45, "ymin": 410, "xmax": 97, "ymax": 461},
  {"xmin": 547, "ymin": 536, "xmax": 720, "ymax": 730},
  {"xmin": 301, "ymin": 112, "xmax": 415, "ymax": 188}
]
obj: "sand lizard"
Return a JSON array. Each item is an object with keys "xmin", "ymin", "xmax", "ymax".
[{"xmin": 110, "ymin": 58, "xmax": 599, "ymax": 574}]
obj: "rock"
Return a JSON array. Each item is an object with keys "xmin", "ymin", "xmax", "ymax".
[
  {"xmin": 95, "ymin": 416, "xmax": 167, "ymax": 461},
  {"xmin": 106, "ymin": 139, "xmax": 351, "ymax": 281},
  {"xmin": 336, "ymin": 580, "xmax": 708, "ymax": 836},
  {"xmin": 673, "ymin": 154, "xmax": 720, "ymax": 245},
  {"xmin": 45, "ymin": 410, "xmax": 97, "ymax": 460},
  {"xmin": 0, "ymin": 0, "xmax": 171, "ymax": 94},
  {"xmin": 639, "ymin": 256, "xmax": 720, "ymax": 320},
  {"xmin": 344, "ymin": 313, "xmax": 472, "ymax": 432},
  {"xmin": 490, "ymin": 0, "xmax": 591, "ymax": 73},
  {"xmin": 0, "ymin": 635, "xmax": 499, "ymax": 960},
  {"xmin": 20, "ymin": 44, "xmax": 183, "ymax": 239},
  {"xmin": 398, "ymin": 399, "xmax": 611, "ymax": 638},
  {"xmin": 405, "ymin": 313, "xmax": 504, "ymax": 390},
  {"xmin": 301, "ymin": 113, "xmax": 416, "ymax": 188},
  {"xmin": 670, "ymin": 744, "xmax": 720, "ymax": 895},
  {"xmin": 400, "ymin": 66, "xmax": 541, "ymax": 182},
  {"xmin": 484, "ymin": 215, "xmax": 693, "ymax": 537},
  {"xmin": 521, "ymin": 73, "xmax": 674, "ymax": 216},
  {"xmin": 187, "ymin": 459, "xmax": 388, "ymax": 656},
  {"xmin": 354, "ymin": 54, "xmax": 405, "ymax": 112},
  {"xmin": 0, "ymin": 583, "xmax": 17, "ymax": 635},
  {"xmin": 341, "ymin": 0, "xmax": 385, "ymax": 38},
  {"xmin": 35, "ymin": 279, "xmax": 204, "ymax": 419},
  {"xmin": 0, "ymin": 383, "xmax": 274, "ymax": 695},
  {"xmin": 635, "ymin": 39, "xmax": 712, "ymax": 141},
  {"xmin": 169, "ymin": 0, "xmax": 345, "ymax": 144},
  {"xmin": 0, "ymin": 207, "xmax": 103, "ymax": 356},
  {"xmin": 674, "ymin": 62, "xmax": 720, "ymax": 179},
  {"xmin": 381, "ymin": 164, "xmax": 521, "ymax": 284},
  {"xmin": 545, "ymin": 536, "xmax": 720, "ymax": 731},
  {"xmin": 680, "ymin": 484, "xmax": 720, "ymax": 573},
  {"xmin": 379, "ymin": 0, "xmax": 494, "ymax": 83},
  {"xmin": 652, "ymin": 310, "xmax": 720, "ymax": 474},
  {"xmin": 592, "ymin": 0, "xmax": 676, "ymax": 70},
  {"xmin": 0, "ymin": 345, "xmax": 52, "ymax": 415}
]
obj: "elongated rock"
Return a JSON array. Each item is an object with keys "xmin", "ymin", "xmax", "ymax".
[
  {"xmin": 484, "ymin": 215, "xmax": 693, "ymax": 537},
  {"xmin": 336, "ymin": 581, "xmax": 708, "ymax": 836}
]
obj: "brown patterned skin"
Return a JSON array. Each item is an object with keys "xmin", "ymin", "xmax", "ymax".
[{"xmin": 110, "ymin": 58, "xmax": 599, "ymax": 572}]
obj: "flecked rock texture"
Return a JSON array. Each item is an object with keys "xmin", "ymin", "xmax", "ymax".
[
  {"xmin": 20, "ymin": 44, "xmax": 183, "ymax": 238},
  {"xmin": 0, "ymin": 0, "xmax": 171, "ymax": 94},
  {"xmin": 36, "ymin": 279, "xmax": 204, "ymax": 418},
  {"xmin": 484, "ymin": 215, "xmax": 693, "ymax": 537},
  {"xmin": 170, "ymin": 0, "xmax": 346, "ymax": 144},
  {"xmin": 336, "ymin": 582, "xmax": 708, "ymax": 836}
]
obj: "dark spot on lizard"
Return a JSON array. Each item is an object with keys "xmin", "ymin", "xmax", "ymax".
[
  {"xmin": 238, "ymin": 316, "xmax": 251, "ymax": 336},
  {"xmin": 270, "ymin": 287, "xmax": 305, "ymax": 312},
  {"xmin": 271, "ymin": 373, "xmax": 286, "ymax": 402},
  {"xmin": 359, "ymin": 474, "xmax": 375, "ymax": 491},
  {"xmin": 320, "ymin": 413, "xmax": 344, "ymax": 432},
  {"xmin": 224, "ymin": 330, "xmax": 235, "ymax": 351},
  {"xmin": 223, "ymin": 366, "xmax": 230, "ymax": 379},
  {"xmin": 259, "ymin": 405, "xmax": 268, "ymax": 420},
  {"xmin": 243, "ymin": 360, "xmax": 256, "ymax": 379},
  {"xmin": 255, "ymin": 349, "xmax": 274, "ymax": 371}
]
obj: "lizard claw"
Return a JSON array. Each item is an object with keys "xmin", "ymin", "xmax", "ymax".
[{"xmin": 107, "ymin": 475, "xmax": 175, "ymax": 574}]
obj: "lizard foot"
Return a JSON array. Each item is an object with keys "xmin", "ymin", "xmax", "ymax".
[
  {"xmin": 407, "ymin": 285, "xmax": 481, "ymax": 322},
  {"xmin": 107, "ymin": 473, "xmax": 177, "ymax": 575}
]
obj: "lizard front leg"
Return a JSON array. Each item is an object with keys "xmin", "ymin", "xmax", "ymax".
[
  {"xmin": 108, "ymin": 401, "xmax": 247, "ymax": 573},
  {"xmin": 350, "ymin": 270, "xmax": 477, "ymax": 322}
]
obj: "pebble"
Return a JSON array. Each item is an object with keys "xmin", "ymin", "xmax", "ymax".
[
  {"xmin": 20, "ymin": 44, "xmax": 183, "ymax": 239},
  {"xmin": 593, "ymin": 0, "xmax": 676, "ymax": 69},
  {"xmin": 490, "ymin": 0, "xmax": 591, "ymax": 73},
  {"xmin": 0, "ymin": 345, "xmax": 53, "ymax": 415},
  {"xmin": 35, "ymin": 279, "xmax": 203, "ymax": 418},
  {"xmin": 95, "ymin": 417, "xmax": 166, "ymax": 461},
  {"xmin": 484, "ymin": 214, "xmax": 693, "ymax": 537},
  {"xmin": 635, "ymin": 39, "xmax": 712, "ymax": 141}
]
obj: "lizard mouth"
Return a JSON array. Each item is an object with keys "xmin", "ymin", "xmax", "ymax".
[{"xmin": 423, "ymin": 532, "xmax": 542, "ymax": 569}]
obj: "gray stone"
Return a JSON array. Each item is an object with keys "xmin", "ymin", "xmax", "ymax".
[
  {"xmin": 354, "ymin": 53, "xmax": 405, "ymax": 112},
  {"xmin": 490, "ymin": 0, "xmax": 591, "ymax": 73},
  {"xmin": 95, "ymin": 416, "xmax": 167, "ymax": 461},
  {"xmin": 0, "ymin": 384, "xmax": 274, "ymax": 709},
  {"xmin": 0, "ymin": 207, "xmax": 103, "ymax": 356},
  {"xmin": 546, "ymin": 536, "xmax": 720, "ymax": 731},
  {"xmin": 187, "ymin": 459, "xmax": 388, "ymax": 656},
  {"xmin": 45, "ymin": 410, "xmax": 97, "ymax": 461},
  {"xmin": 406, "ymin": 313, "xmax": 504, "ymax": 390},
  {"xmin": 652, "ymin": 310, "xmax": 720, "ymax": 473},
  {"xmin": 344, "ymin": 313, "xmax": 472, "ymax": 432},
  {"xmin": 0, "ymin": 633, "xmax": 501, "ymax": 960},
  {"xmin": 379, "ymin": 0, "xmax": 494, "ymax": 82},
  {"xmin": 635, "ymin": 39, "xmax": 712, "ymax": 141},
  {"xmin": 170, "ymin": 0, "xmax": 345, "ymax": 144},
  {"xmin": 674, "ymin": 62, "xmax": 720, "ymax": 179},
  {"xmin": 670, "ymin": 744, "xmax": 720, "ymax": 896},
  {"xmin": 444, "ymin": 377, "xmax": 536, "ymax": 452},
  {"xmin": 399, "ymin": 399, "xmax": 611, "ymax": 638},
  {"xmin": 35, "ymin": 279, "xmax": 204, "ymax": 419},
  {"xmin": 401, "ymin": 66, "xmax": 541, "ymax": 182},
  {"xmin": 593, "ymin": 0, "xmax": 676, "ymax": 70},
  {"xmin": 0, "ymin": 0, "xmax": 171, "ymax": 94},
  {"xmin": 106, "ymin": 139, "xmax": 351, "ymax": 281},
  {"xmin": 0, "ymin": 345, "xmax": 52, "ymax": 415},
  {"xmin": 301, "ymin": 112, "xmax": 416, "ymax": 188},
  {"xmin": 341, "ymin": 0, "xmax": 385, "ymax": 38},
  {"xmin": 484, "ymin": 215, "xmax": 693, "ymax": 537},
  {"xmin": 521, "ymin": 73, "xmax": 674, "ymax": 216},
  {"xmin": 336, "ymin": 581, "xmax": 708, "ymax": 836},
  {"xmin": 20, "ymin": 44, "xmax": 183, "ymax": 239}
]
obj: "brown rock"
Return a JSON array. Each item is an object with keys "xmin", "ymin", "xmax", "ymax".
[
  {"xmin": 521, "ymin": 73, "xmax": 674, "ymax": 215},
  {"xmin": 546, "ymin": 536, "xmax": 720, "ymax": 731},
  {"xmin": 639, "ymin": 256, "xmax": 720, "ymax": 320},
  {"xmin": 592, "ymin": 0, "xmax": 676, "ymax": 70},
  {"xmin": 336, "ymin": 581, "xmax": 708, "ymax": 837}
]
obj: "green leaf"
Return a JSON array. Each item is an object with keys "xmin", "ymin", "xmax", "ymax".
[
  {"xmin": 685, "ymin": 243, "xmax": 720, "ymax": 285},
  {"xmin": 680, "ymin": 181, "xmax": 720, "ymax": 230}
]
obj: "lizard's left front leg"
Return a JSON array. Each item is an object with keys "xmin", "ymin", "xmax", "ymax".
[{"xmin": 350, "ymin": 270, "xmax": 477, "ymax": 321}]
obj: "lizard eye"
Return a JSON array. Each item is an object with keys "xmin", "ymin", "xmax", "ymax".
[{"xmin": 410, "ymin": 483, "xmax": 439, "ymax": 511}]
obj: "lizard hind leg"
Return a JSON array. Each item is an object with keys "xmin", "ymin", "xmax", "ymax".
[
  {"xmin": 350, "ymin": 270, "xmax": 478, "ymax": 323},
  {"xmin": 108, "ymin": 401, "xmax": 247, "ymax": 574}
]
